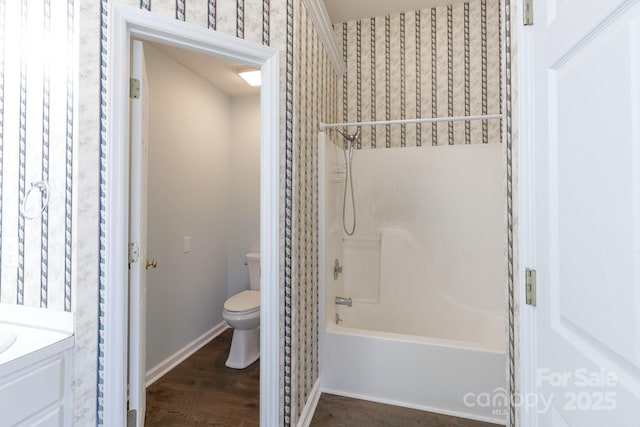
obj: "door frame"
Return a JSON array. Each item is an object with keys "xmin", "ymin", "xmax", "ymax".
[
  {"xmin": 104, "ymin": 4, "xmax": 281, "ymax": 426},
  {"xmin": 516, "ymin": 0, "xmax": 537, "ymax": 424}
]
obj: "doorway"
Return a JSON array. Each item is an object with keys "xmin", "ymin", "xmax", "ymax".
[
  {"xmin": 104, "ymin": 4, "xmax": 280, "ymax": 426},
  {"xmin": 134, "ymin": 38, "xmax": 262, "ymax": 423}
]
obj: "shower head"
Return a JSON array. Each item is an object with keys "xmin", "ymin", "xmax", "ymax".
[{"xmin": 336, "ymin": 128, "xmax": 360, "ymax": 143}]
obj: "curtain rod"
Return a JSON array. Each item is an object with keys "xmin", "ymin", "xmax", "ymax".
[{"xmin": 319, "ymin": 114, "xmax": 503, "ymax": 130}]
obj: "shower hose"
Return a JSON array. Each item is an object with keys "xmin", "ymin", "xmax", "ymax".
[{"xmin": 342, "ymin": 139, "xmax": 356, "ymax": 236}]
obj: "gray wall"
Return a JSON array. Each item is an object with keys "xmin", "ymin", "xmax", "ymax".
[
  {"xmin": 144, "ymin": 44, "xmax": 259, "ymax": 370},
  {"xmin": 228, "ymin": 95, "xmax": 261, "ymax": 298}
]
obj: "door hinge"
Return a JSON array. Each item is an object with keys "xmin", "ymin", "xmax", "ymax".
[
  {"xmin": 525, "ymin": 268, "xmax": 537, "ymax": 306},
  {"xmin": 523, "ymin": 0, "xmax": 534, "ymax": 25},
  {"xmin": 129, "ymin": 242, "xmax": 140, "ymax": 264},
  {"xmin": 130, "ymin": 78, "xmax": 140, "ymax": 99},
  {"xmin": 127, "ymin": 409, "xmax": 137, "ymax": 427}
]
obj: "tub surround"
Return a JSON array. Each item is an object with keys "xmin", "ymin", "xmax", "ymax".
[{"xmin": 319, "ymin": 137, "xmax": 506, "ymax": 422}]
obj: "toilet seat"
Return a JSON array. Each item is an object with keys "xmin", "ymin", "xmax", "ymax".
[{"xmin": 224, "ymin": 290, "xmax": 260, "ymax": 313}]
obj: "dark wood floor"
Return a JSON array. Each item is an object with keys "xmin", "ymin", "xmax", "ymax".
[
  {"xmin": 146, "ymin": 331, "xmax": 503, "ymax": 426},
  {"xmin": 146, "ymin": 329, "xmax": 259, "ymax": 426}
]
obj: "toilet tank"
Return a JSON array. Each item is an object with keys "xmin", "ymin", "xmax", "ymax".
[{"xmin": 246, "ymin": 252, "xmax": 260, "ymax": 290}]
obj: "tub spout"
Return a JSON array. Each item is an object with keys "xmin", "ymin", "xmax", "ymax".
[{"xmin": 335, "ymin": 296, "xmax": 352, "ymax": 307}]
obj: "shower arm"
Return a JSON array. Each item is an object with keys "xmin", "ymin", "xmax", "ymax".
[{"xmin": 335, "ymin": 128, "xmax": 360, "ymax": 149}]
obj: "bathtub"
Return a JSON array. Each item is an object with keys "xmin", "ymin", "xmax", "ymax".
[
  {"xmin": 320, "ymin": 230, "xmax": 506, "ymax": 424},
  {"xmin": 319, "ymin": 135, "xmax": 507, "ymax": 424},
  {"xmin": 320, "ymin": 232, "xmax": 506, "ymax": 423},
  {"xmin": 320, "ymin": 313, "xmax": 506, "ymax": 424}
]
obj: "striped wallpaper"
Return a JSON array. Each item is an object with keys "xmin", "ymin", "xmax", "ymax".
[
  {"xmin": 0, "ymin": 0, "xmax": 513, "ymax": 425},
  {"xmin": 334, "ymin": 0, "xmax": 502, "ymax": 148},
  {"xmin": 290, "ymin": 2, "xmax": 338, "ymax": 423},
  {"xmin": 91, "ymin": 0, "xmax": 335, "ymax": 426},
  {"xmin": 0, "ymin": 0, "xmax": 74, "ymax": 312}
]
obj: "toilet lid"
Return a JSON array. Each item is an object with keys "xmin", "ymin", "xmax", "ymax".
[{"xmin": 224, "ymin": 290, "xmax": 260, "ymax": 313}]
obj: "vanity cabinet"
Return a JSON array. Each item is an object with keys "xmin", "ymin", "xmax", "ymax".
[{"xmin": 0, "ymin": 347, "xmax": 72, "ymax": 426}]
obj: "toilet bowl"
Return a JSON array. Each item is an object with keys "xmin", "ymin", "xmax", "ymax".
[{"xmin": 223, "ymin": 252, "xmax": 260, "ymax": 369}]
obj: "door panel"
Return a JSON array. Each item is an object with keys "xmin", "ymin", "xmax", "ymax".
[
  {"xmin": 532, "ymin": 0, "xmax": 640, "ymax": 425},
  {"xmin": 129, "ymin": 39, "xmax": 149, "ymax": 426},
  {"xmin": 552, "ymin": 12, "xmax": 639, "ymax": 368}
]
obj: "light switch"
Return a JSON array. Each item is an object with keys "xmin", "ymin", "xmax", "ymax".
[
  {"xmin": 183, "ymin": 236, "xmax": 191, "ymax": 253},
  {"xmin": 3, "ymin": 239, "xmax": 18, "ymax": 268}
]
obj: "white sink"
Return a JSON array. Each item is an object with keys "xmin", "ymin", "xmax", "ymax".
[{"xmin": 0, "ymin": 329, "xmax": 17, "ymax": 354}]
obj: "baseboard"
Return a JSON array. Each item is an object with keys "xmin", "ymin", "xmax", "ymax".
[
  {"xmin": 296, "ymin": 379, "xmax": 321, "ymax": 427},
  {"xmin": 319, "ymin": 387, "xmax": 506, "ymax": 426},
  {"xmin": 146, "ymin": 321, "xmax": 228, "ymax": 387}
]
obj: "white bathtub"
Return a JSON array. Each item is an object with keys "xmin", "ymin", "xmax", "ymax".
[
  {"xmin": 319, "ymin": 136, "xmax": 507, "ymax": 424},
  {"xmin": 320, "ymin": 231, "xmax": 507, "ymax": 423},
  {"xmin": 320, "ymin": 316, "xmax": 506, "ymax": 424}
]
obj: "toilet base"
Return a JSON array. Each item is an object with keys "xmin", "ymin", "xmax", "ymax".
[{"xmin": 225, "ymin": 326, "xmax": 260, "ymax": 369}]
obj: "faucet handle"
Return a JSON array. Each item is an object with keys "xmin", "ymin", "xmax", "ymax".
[{"xmin": 335, "ymin": 296, "xmax": 352, "ymax": 307}]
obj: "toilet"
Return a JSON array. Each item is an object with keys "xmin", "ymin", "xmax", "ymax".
[{"xmin": 223, "ymin": 252, "xmax": 260, "ymax": 369}]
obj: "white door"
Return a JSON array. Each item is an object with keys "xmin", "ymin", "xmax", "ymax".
[
  {"xmin": 129, "ymin": 39, "xmax": 150, "ymax": 427},
  {"xmin": 529, "ymin": 0, "xmax": 640, "ymax": 425}
]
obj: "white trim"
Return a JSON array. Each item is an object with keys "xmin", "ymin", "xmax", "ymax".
[
  {"xmin": 516, "ymin": 0, "xmax": 538, "ymax": 426},
  {"xmin": 296, "ymin": 380, "xmax": 321, "ymax": 427},
  {"xmin": 317, "ymin": 131, "xmax": 328, "ymax": 389},
  {"xmin": 145, "ymin": 323, "xmax": 229, "ymax": 387},
  {"xmin": 104, "ymin": 5, "xmax": 131, "ymax": 424},
  {"xmin": 259, "ymin": 41, "xmax": 282, "ymax": 427},
  {"xmin": 319, "ymin": 388, "xmax": 505, "ymax": 425},
  {"xmin": 105, "ymin": 5, "xmax": 281, "ymax": 427},
  {"xmin": 301, "ymin": 0, "xmax": 346, "ymax": 76},
  {"xmin": 319, "ymin": 114, "xmax": 503, "ymax": 130}
]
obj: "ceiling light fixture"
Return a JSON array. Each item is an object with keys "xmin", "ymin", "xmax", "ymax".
[{"xmin": 238, "ymin": 70, "xmax": 261, "ymax": 87}]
